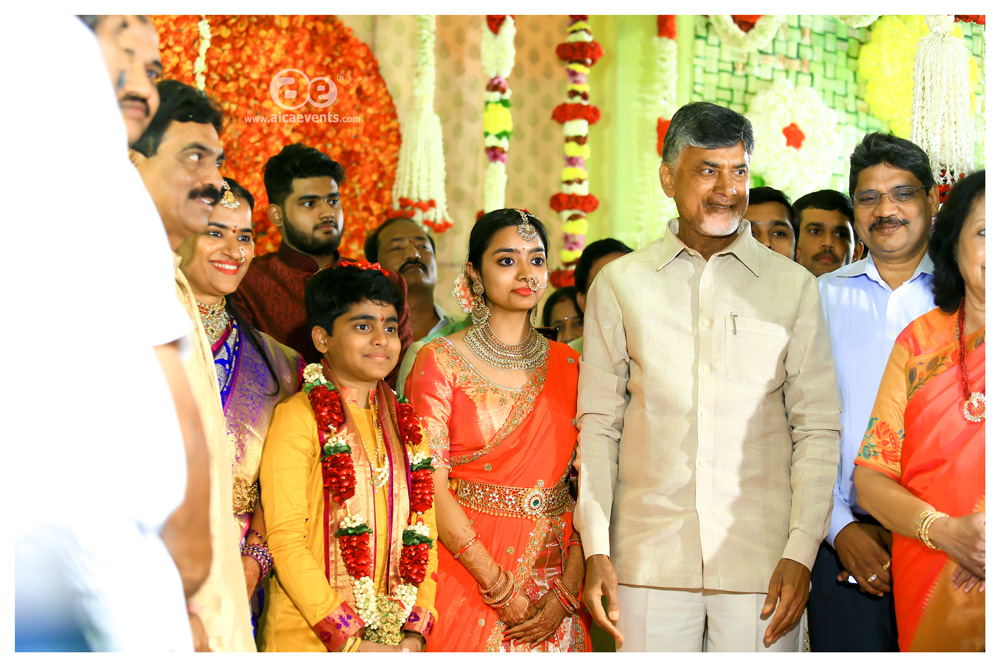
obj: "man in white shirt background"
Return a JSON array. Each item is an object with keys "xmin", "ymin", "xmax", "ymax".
[{"xmin": 807, "ymin": 132, "xmax": 939, "ymax": 652}]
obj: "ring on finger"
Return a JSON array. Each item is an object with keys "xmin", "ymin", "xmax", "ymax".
[
  {"xmin": 882, "ymin": 559, "xmax": 891, "ymax": 571},
  {"xmin": 867, "ymin": 572, "xmax": 878, "ymax": 582}
]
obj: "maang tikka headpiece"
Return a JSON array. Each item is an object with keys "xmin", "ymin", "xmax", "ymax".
[
  {"xmin": 516, "ymin": 209, "xmax": 538, "ymax": 242},
  {"xmin": 220, "ymin": 180, "xmax": 241, "ymax": 210}
]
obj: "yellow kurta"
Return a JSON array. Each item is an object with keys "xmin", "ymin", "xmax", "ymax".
[
  {"xmin": 174, "ymin": 260, "xmax": 256, "ymax": 652},
  {"xmin": 258, "ymin": 389, "xmax": 438, "ymax": 652}
]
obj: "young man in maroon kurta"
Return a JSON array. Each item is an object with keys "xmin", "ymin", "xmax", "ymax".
[{"xmin": 230, "ymin": 143, "xmax": 412, "ymax": 383}]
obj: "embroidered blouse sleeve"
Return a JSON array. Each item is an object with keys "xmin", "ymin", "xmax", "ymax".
[
  {"xmin": 854, "ymin": 341, "xmax": 911, "ymax": 482},
  {"xmin": 405, "ymin": 342, "xmax": 454, "ymax": 470}
]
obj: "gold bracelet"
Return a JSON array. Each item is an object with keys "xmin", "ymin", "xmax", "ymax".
[{"xmin": 918, "ymin": 511, "xmax": 949, "ymax": 550}]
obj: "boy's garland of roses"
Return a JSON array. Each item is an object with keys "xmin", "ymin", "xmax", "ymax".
[{"xmin": 302, "ymin": 362, "xmax": 434, "ymax": 639}]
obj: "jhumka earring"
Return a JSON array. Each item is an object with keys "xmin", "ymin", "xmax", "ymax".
[
  {"xmin": 516, "ymin": 209, "xmax": 538, "ymax": 242},
  {"xmin": 530, "ymin": 305, "xmax": 538, "ymax": 328},
  {"xmin": 220, "ymin": 180, "xmax": 240, "ymax": 210},
  {"xmin": 471, "ymin": 280, "xmax": 490, "ymax": 325}
]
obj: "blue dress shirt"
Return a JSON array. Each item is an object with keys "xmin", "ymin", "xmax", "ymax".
[{"xmin": 816, "ymin": 252, "xmax": 936, "ymax": 546}]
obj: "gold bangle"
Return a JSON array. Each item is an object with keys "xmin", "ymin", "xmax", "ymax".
[{"xmin": 919, "ymin": 511, "xmax": 949, "ymax": 550}]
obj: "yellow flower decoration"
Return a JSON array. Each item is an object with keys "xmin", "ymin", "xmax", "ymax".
[
  {"xmin": 563, "ymin": 143, "xmax": 591, "ymax": 159},
  {"xmin": 563, "ymin": 218, "xmax": 588, "ymax": 235},
  {"xmin": 483, "ymin": 103, "xmax": 513, "ymax": 135},
  {"xmin": 560, "ymin": 166, "xmax": 588, "ymax": 181},
  {"xmin": 859, "ymin": 15, "xmax": 979, "ymax": 138}
]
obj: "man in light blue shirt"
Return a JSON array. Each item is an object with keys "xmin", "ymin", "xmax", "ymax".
[{"xmin": 807, "ymin": 133, "xmax": 940, "ymax": 652}]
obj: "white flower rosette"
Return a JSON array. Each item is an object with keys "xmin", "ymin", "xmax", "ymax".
[{"xmin": 746, "ymin": 79, "xmax": 842, "ymax": 197}]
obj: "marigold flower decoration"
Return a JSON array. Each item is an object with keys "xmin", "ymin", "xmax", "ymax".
[
  {"xmin": 550, "ymin": 15, "xmax": 603, "ymax": 266},
  {"xmin": 150, "ymin": 15, "xmax": 402, "ymax": 258}
]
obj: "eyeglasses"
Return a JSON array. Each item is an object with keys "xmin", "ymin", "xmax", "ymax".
[{"xmin": 853, "ymin": 185, "xmax": 931, "ymax": 209}]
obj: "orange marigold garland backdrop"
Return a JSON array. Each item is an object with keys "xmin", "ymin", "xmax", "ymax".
[{"xmin": 151, "ymin": 15, "xmax": 401, "ymax": 257}]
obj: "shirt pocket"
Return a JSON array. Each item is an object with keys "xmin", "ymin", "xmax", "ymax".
[{"xmin": 724, "ymin": 316, "xmax": 789, "ymax": 389}]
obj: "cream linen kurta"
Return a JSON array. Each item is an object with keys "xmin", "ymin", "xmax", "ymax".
[
  {"xmin": 175, "ymin": 260, "xmax": 256, "ymax": 651},
  {"xmin": 575, "ymin": 219, "xmax": 840, "ymax": 594}
]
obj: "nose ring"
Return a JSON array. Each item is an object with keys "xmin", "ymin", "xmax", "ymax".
[
  {"xmin": 239, "ymin": 247, "xmax": 247, "ymax": 264},
  {"xmin": 526, "ymin": 276, "xmax": 540, "ymax": 292}
]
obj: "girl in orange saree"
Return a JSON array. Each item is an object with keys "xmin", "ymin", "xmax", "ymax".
[
  {"xmin": 855, "ymin": 171, "xmax": 986, "ymax": 651},
  {"xmin": 406, "ymin": 209, "xmax": 589, "ymax": 652}
]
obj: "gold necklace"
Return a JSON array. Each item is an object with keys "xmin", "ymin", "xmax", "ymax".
[
  {"xmin": 465, "ymin": 320, "xmax": 549, "ymax": 371},
  {"xmin": 366, "ymin": 395, "xmax": 390, "ymax": 490},
  {"xmin": 197, "ymin": 297, "xmax": 230, "ymax": 346}
]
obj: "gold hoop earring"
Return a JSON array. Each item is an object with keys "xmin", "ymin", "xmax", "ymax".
[{"xmin": 471, "ymin": 281, "xmax": 490, "ymax": 325}]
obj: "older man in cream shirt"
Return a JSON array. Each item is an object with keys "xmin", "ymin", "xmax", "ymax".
[{"xmin": 575, "ymin": 102, "xmax": 840, "ymax": 652}]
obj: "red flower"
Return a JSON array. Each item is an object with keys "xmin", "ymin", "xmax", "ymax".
[
  {"xmin": 409, "ymin": 468, "xmax": 434, "ymax": 514},
  {"xmin": 309, "ymin": 385, "xmax": 345, "ymax": 431},
  {"xmin": 322, "ymin": 451, "xmax": 357, "ymax": 504},
  {"xmin": 955, "ymin": 15, "xmax": 986, "ymax": 25},
  {"xmin": 400, "ymin": 542, "xmax": 430, "ymax": 585},
  {"xmin": 656, "ymin": 118, "xmax": 671, "ymax": 156},
  {"xmin": 657, "ymin": 15, "xmax": 677, "ymax": 40},
  {"xmin": 550, "ymin": 193, "xmax": 600, "ymax": 214},
  {"xmin": 782, "ymin": 122, "xmax": 805, "ymax": 150},
  {"xmin": 549, "ymin": 268, "xmax": 576, "ymax": 288},
  {"xmin": 336, "ymin": 530, "xmax": 373, "ymax": 579},
  {"xmin": 486, "ymin": 15, "xmax": 511, "ymax": 35},
  {"xmin": 556, "ymin": 42, "xmax": 604, "ymax": 66},
  {"xmin": 552, "ymin": 103, "xmax": 601, "ymax": 125},
  {"xmin": 338, "ymin": 259, "xmax": 390, "ymax": 277},
  {"xmin": 732, "ymin": 15, "xmax": 763, "ymax": 32},
  {"xmin": 396, "ymin": 403, "xmax": 423, "ymax": 447}
]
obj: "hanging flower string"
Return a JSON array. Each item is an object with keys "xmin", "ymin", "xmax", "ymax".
[
  {"xmin": 481, "ymin": 15, "xmax": 516, "ymax": 214},
  {"xmin": 550, "ymin": 15, "xmax": 603, "ymax": 266},
  {"xmin": 654, "ymin": 16, "xmax": 678, "ymax": 156},
  {"xmin": 390, "ymin": 15, "xmax": 453, "ymax": 233},
  {"xmin": 193, "ymin": 15, "xmax": 212, "ymax": 91},
  {"xmin": 911, "ymin": 15, "xmax": 975, "ymax": 204},
  {"xmin": 301, "ymin": 361, "xmax": 433, "ymax": 643}
]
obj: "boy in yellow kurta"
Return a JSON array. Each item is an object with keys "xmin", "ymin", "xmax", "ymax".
[{"xmin": 258, "ymin": 262, "xmax": 437, "ymax": 652}]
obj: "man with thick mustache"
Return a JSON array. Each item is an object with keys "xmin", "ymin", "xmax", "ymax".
[
  {"xmin": 365, "ymin": 217, "xmax": 452, "ymax": 341},
  {"xmin": 133, "ymin": 79, "xmax": 257, "ymax": 652},
  {"xmin": 807, "ymin": 133, "xmax": 939, "ymax": 652},
  {"xmin": 575, "ymin": 101, "xmax": 839, "ymax": 652},
  {"xmin": 229, "ymin": 143, "xmax": 413, "ymax": 382}
]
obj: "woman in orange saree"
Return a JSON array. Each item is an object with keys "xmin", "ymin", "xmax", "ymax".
[
  {"xmin": 855, "ymin": 171, "xmax": 985, "ymax": 651},
  {"xmin": 406, "ymin": 209, "xmax": 589, "ymax": 652}
]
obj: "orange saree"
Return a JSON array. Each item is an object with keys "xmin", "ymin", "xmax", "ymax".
[
  {"xmin": 855, "ymin": 307, "xmax": 985, "ymax": 651},
  {"xmin": 406, "ymin": 338, "xmax": 590, "ymax": 652}
]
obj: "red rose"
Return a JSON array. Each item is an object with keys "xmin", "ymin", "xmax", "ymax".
[
  {"xmin": 549, "ymin": 193, "xmax": 600, "ymax": 214},
  {"xmin": 486, "ymin": 15, "xmax": 510, "ymax": 35},
  {"xmin": 552, "ymin": 103, "xmax": 601, "ymax": 125},
  {"xmin": 409, "ymin": 468, "xmax": 435, "ymax": 514},
  {"xmin": 657, "ymin": 15, "xmax": 677, "ymax": 40},
  {"xmin": 556, "ymin": 42, "xmax": 604, "ymax": 66},
  {"xmin": 400, "ymin": 542, "xmax": 430, "ymax": 585}
]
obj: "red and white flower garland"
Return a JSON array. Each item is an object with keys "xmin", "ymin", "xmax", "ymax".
[
  {"xmin": 481, "ymin": 15, "xmax": 517, "ymax": 214},
  {"xmin": 390, "ymin": 15, "xmax": 453, "ymax": 233},
  {"xmin": 550, "ymin": 15, "xmax": 603, "ymax": 266},
  {"xmin": 301, "ymin": 362, "xmax": 433, "ymax": 642}
]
